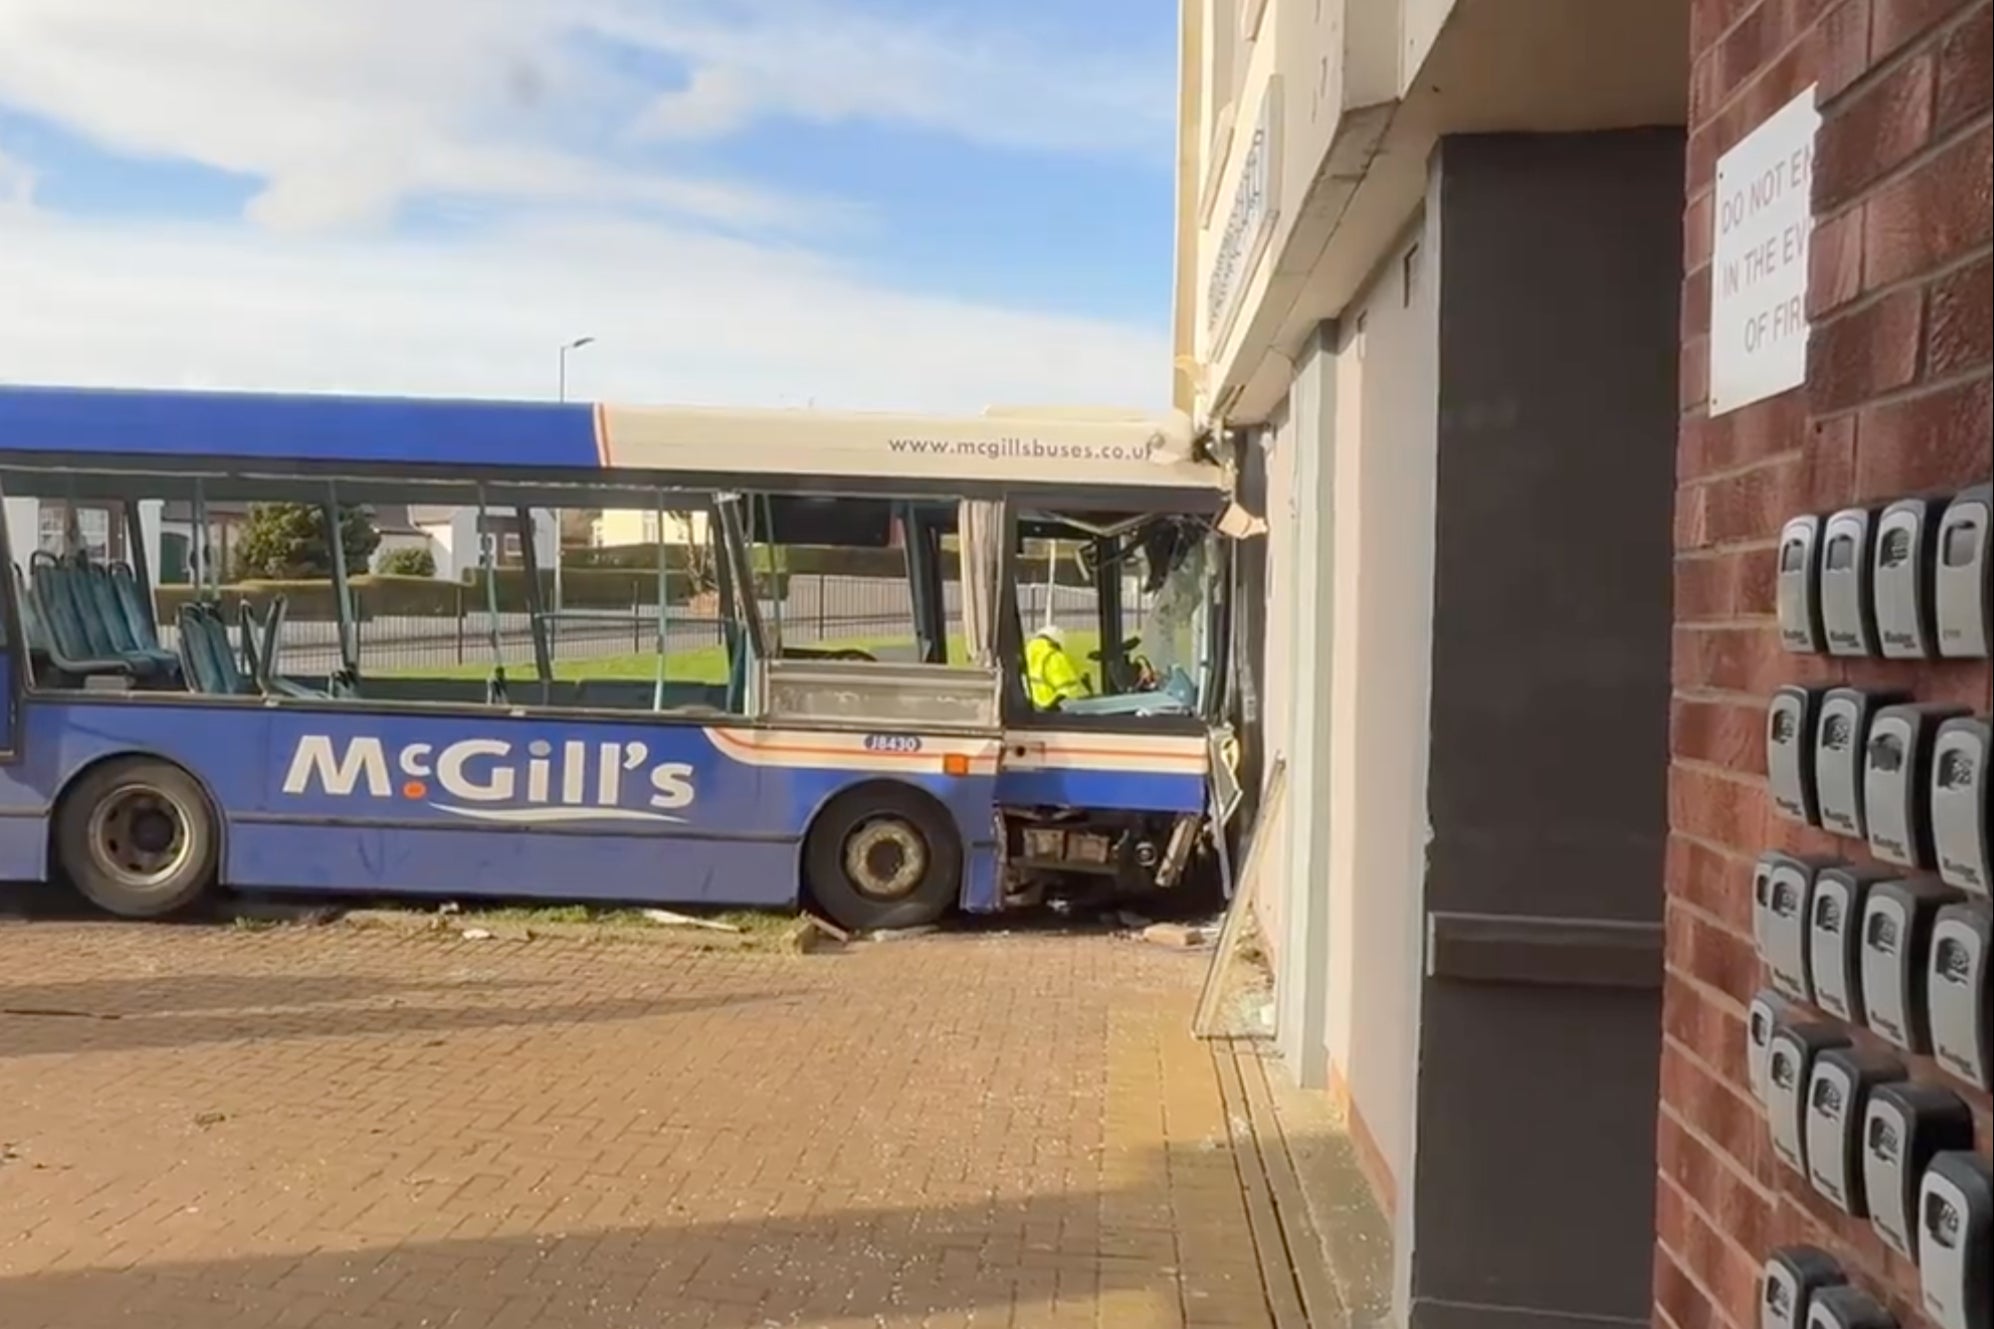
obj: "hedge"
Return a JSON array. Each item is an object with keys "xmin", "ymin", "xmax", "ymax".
[
  {"xmin": 147, "ymin": 544, "xmax": 1100, "ymax": 622},
  {"xmin": 151, "ymin": 570, "xmax": 786, "ymax": 621},
  {"xmin": 571, "ymin": 541, "xmax": 1094, "ymax": 586}
]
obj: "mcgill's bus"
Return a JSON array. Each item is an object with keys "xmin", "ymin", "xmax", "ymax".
[{"xmin": 0, "ymin": 386, "xmax": 1243, "ymax": 931}]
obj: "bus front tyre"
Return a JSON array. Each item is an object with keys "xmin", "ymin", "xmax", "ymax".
[
  {"xmin": 55, "ymin": 759, "xmax": 219, "ymax": 919},
  {"xmin": 803, "ymin": 785, "xmax": 959, "ymax": 933}
]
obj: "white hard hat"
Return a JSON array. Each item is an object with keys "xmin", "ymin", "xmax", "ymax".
[{"xmin": 1034, "ymin": 624, "xmax": 1066, "ymax": 648}]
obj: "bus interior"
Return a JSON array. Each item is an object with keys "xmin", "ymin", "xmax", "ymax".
[{"xmin": 3, "ymin": 471, "xmax": 1227, "ymax": 737}]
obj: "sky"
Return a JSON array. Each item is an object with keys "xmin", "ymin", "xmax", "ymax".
[{"xmin": 0, "ymin": 0, "xmax": 1178, "ymax": 413}]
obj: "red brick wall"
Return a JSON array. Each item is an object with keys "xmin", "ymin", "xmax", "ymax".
[{"xmin": 1667, "ymin": 0, "xmax": 1992, "ymax": 1325}]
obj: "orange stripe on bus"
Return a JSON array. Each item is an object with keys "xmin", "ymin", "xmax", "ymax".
[{"xmin": 706, "ymin": 730, "xmax": 990, "ymax": 763}]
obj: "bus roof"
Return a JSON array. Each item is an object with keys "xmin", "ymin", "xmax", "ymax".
[{"xmin": 0, "ymin": 385, "xmax": 1226, "ymax": 507}]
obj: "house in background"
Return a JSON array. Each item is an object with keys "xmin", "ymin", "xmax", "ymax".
[
  {"xmin": 155, "ymin": 500, "xmax": 252, "ymax": 583},
  {"xmin": 558, "ymin": 509, "xmax": 599, "ymax": 548},
  {"xmin": 368, "ymin": 505, "xmax": 435, "ymax": 573},
  {"xmin": 4, "ymin": 497, "xmax": 164, "ymax": 582},
  {"xmin": 408, "ymin": 506, "xmax": 557, "ymax": 581},
  {"xmin": 593, "ymin": 507, "xmax": 709, "ymax": 549}
]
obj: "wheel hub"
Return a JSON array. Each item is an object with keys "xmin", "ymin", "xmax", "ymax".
[
  {"xmin": 88, "ymin": 786, "xmax": 192, "ymax": 888},
  {"xmin": 844, "ymin": 819, "xmax": 927, "ymax": 901}
]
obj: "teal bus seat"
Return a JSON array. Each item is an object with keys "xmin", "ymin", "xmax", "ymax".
[
  {"xmin": 28, "ymin": 551, "xmax": 138, "ymax": 679},
  {"xmin": 176, "ymin": 603, "xmax": 254, "ymax": 696},
  {"xmin": 240, "ymin": 598, "xmax": 327, "ymax": 699},
  {"xmin": 109, "ymin": 563, "xmax": 178, "ymax": 668},
  {"xmin": 82, "ymin": 561, "xmax": 178, "ymax": 675},
  {"xmin": 12, "ymin": 563, "xmax": 52, "ymax": 657}
]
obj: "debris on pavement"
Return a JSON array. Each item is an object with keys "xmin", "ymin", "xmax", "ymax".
[
  {"xmin": 226, "ymin": 897, "xmax": 341, "ymax": 926},
  {"xmin": 640, "ymin": 909, "xmax": 742, "ymax": 932},
  {"xmin": 776, "ymin": 914, "xmax": 851, "ymax": 954},
  {"xmin": 862, "ymin": 924, "xmax": 940, "ymax": 943},
  {"xmin": 802, "ymin": 912, "xmax": 852, "ymax": 943},
  {"xmin": 1141, "ymin": 922, "xmax": 1211, "ymax": 949}
]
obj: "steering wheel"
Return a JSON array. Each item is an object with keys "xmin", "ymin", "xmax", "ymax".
[{"xmin": 1089, "ymin": 636, "xmax": 1158, "ymax": 692}]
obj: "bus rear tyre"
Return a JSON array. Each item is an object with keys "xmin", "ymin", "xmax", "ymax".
[
  {"xmin": 803, "ymin": 784, "xmax": 960, "ymax": 933},
  {"xmin": 55, "ymin": 759, "xmax": 219, "ymax": 919}
]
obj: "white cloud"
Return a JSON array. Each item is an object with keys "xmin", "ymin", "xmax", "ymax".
[
  {"xmin": 0, "ymin": 0, "xmax": 827, "ymax": 232},
  {"xmin": 0, "ymin": 143, "xmax": 33, "ymax": 209},
  {"xmin": 0, "ymin": 0, "xmax": 1170, "ymax": 237},
  {"xmin": 0, "ymin": 209, "xmax": 1167, "ymax": 412},
  {"xmin": 600, "ymin": 1, "xmax": 1173, "ymax": 157},
  {"xmin": 0, "ymin": 2, "xmax": 1171, "ymax": 412}
]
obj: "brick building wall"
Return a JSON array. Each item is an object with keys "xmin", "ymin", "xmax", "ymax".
[{"xmin": 1665, "ymin": 0, "xmax": 1991, "ymax": 1325}]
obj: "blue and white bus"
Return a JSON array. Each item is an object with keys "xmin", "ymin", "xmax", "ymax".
[{"xmin": 0, "ymin": 386, "xmax": 1241, "ymax": 930}]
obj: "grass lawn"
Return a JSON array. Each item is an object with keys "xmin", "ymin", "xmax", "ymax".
[{"xmin": 381, "ymin": 629, "xmax": 1106, "ymax": 691}]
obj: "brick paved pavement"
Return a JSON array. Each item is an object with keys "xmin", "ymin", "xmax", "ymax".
[{"xmin": 0, "ymin": 920, "xmax": 1277, "ymax": 1328}]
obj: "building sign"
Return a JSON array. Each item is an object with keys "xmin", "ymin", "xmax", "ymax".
[
  {"xmin": 1206, "ymin": 82, "xmax": 1282, "ymax": 352},
  {"xmin": 1709, "ymin": 87, "xmax": 1819, "ymax": 416}
]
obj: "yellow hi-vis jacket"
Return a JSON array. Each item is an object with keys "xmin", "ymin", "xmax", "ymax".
[{"xmin": 1025, "ymin": 634, "xmax": 1090, "ymax": 709}]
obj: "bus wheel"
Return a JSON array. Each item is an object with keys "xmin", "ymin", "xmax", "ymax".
[
  {"xmin": 803, "ymin": 784, "xmax": 960, "ymax": 933},
  {"xmin": 55, "ymin": 759, "xmax": 219, "ymax": 919}
]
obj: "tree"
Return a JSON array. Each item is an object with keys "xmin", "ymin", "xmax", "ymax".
[
  {"xmin": 232, "ymin": 504, "xmax": 380, "ymax": 581},
  {"xmin": 376, "ymin": 545, "xmax": 437, "ymax": 578}
]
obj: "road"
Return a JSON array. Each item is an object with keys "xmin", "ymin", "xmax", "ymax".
[{"xmin": 0, "ymin": 915, "xmax": 1285, "ymax": 1329}]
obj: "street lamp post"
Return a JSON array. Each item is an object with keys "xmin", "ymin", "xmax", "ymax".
[
  {"xmin": 557, "ymin": 335, "xmax": 595, "ymax": 404},
  {"xmin": 553, "ymin": 337, "xmax": 596, "ymax": 656}
]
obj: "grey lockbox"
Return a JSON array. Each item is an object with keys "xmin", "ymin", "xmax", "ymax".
[
  {"xmin": 1863, "ymin": 1081, "xmax": 1975, "ymax": 1261},
  {"xmin": 1762, "ymin": 1247, "xmax": 1846, "ymax": 1329},
  {"xmin": 1779, "ymin": 514, "xmax": 1828, "ymax": 654},
  {"xmin": 1934, "ymin": 483, "xmax": 1991, "ymax": 659},
  {"xmin": 1809, "ymin": 865, "xmax": 1894, "ymax": 1022},
  {"xmin": 1749, "ymin": 990, "xmax": 1799, "ymax": 1108},
  {"xmin": 1818, "ymin": 689, "xmax": 1904, "ymax": 840},
  {"xmin": 1756, "ymin": 852, "xmax": 1829, "ymax": 972},
  {"xmin": 1866, "ymin": 704, "xmax": 1971, "ymax": 868},
  {"xmin": 1931, "ymin": 717, "xmax": 1991, "ymax": 897},
  {"xmin": 1918, "ymin": 1151, "xmax": 1991, "ymax": 1329},
  {"xmin": 1860, "ymin": 876, "xmax": 1962, "ymax": 1053},
  {"xmin": 1767, "ymin": 1020, "xmax": 1851, "ymax": 1175},
  {"xmin": 1821, "ymin": 507, "xmax": 1880, "ymax": 656},
  {"xmin": 1876, "ymin": 496, "xmax": 1943, "ymax": 659},
  {"xmin": 1770, "ymin": 686, "xmax": 1826, "ymax": 825},
  {"xmin": 1807, "ymin": 1286, "xmax": 1898, "ymax": 1329},
  {"xmin": 1805, "ymin": 1046, "xmax": 1905, "ymax": 1216},
  {"xmin": 1927, "ymin": 901, "xmax": 1992, "ymax": 1092},
  {"xmin": 1762, "ymin": 854, "xmax": 1794, "ymax": 957},
  {"xmin": 1764, "ymin": 854, "xmax": 1826, "ymax": 1002}
]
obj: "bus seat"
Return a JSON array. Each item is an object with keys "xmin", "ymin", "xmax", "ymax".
[
  {"xmin": 175, "ymin": 604, "xmax": 222, "ymax": 693},
  {"xmin": 82, "ymin": 562, "xmax": 178, "ymax": 675},
  {"xmin": 27, "ymin": 551, "xmax": 136, "ymax": 679},
  {"xmin": 109, "ymin": 564, "xmax": 177, "ymax": 661},
  {"xmin": 241, "ymin": 597, "xmax": 326, "ymax": 699},
  {"xmin": 177, "ymin": 604, "xmax": 253, "ymax": 696},
  {"xmin": 12, "ymin": 563, "xmax": 52, "ymax": 657}
]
